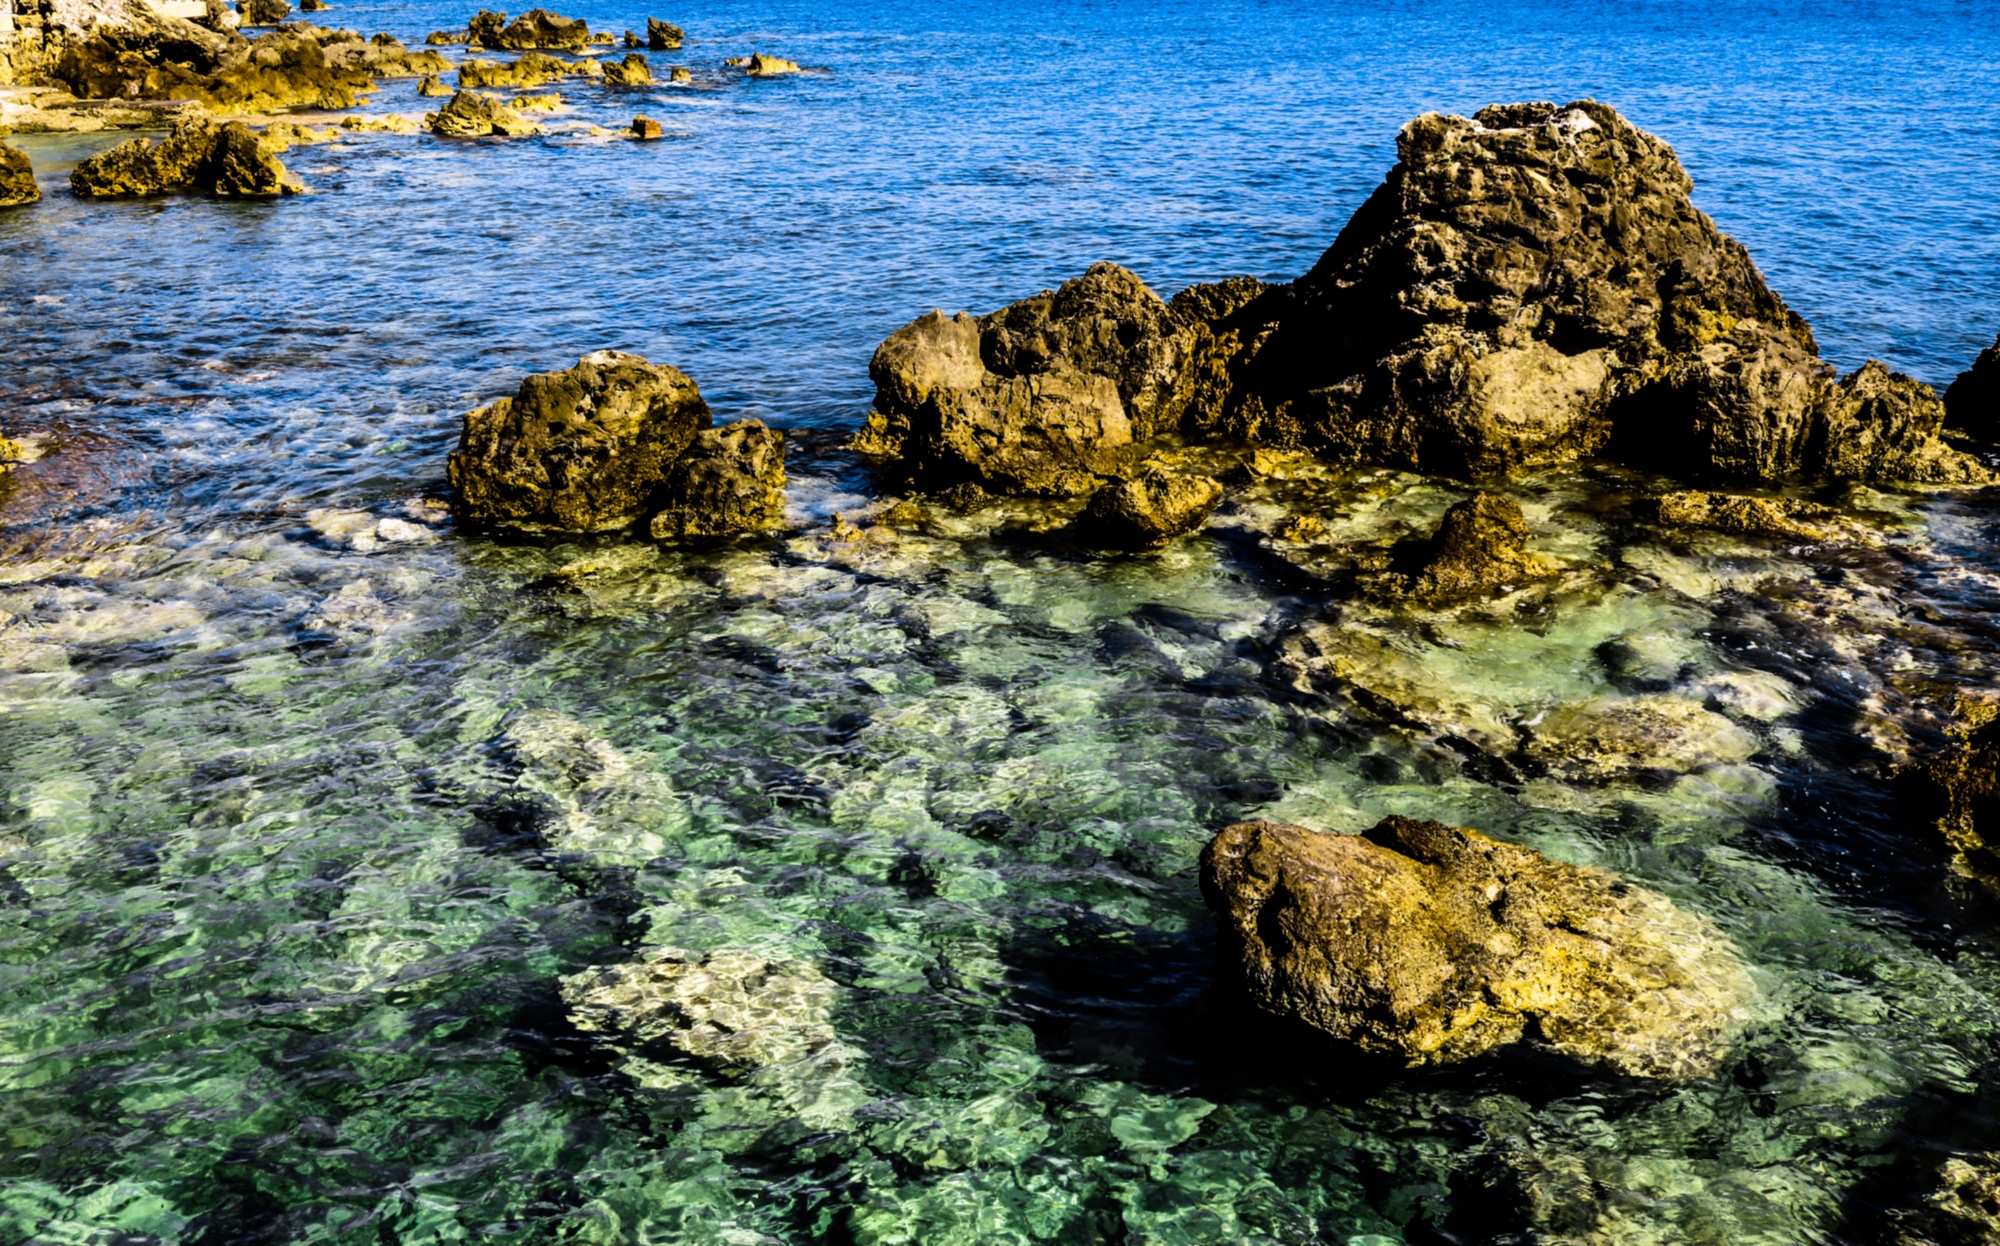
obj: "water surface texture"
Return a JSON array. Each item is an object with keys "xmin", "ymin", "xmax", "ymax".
[{"xmin": 5, "ymin": 1, "xmax": 2000, "ymax": 1243}]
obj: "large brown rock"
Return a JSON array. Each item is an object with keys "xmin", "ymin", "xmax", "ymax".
[
  {"xmin": 1199, "ymin": 817, "xmax": 1755, "ymax": 1078},
  {"xmin": 447, "ymin": 350, "xmax": 712, "ymax": 532},
  {"xmin": 237, "ymin": 0, "xmax": 289, "ymax": 25},
  {"xmin": 1813, "ymin": 360, "xmax": 1991, "ymax": 483},
  {"xmin": 70, "ymin": 112, "xmax": 300, "ymax": 197},
  {"xmin": 648, "ymin": 419, "xmax": 787, "ymax": 539},
  {"xmin": 0, "ymin": 143, "xmax": 39, "ymax": 207},
  {"xmin": 1944, "ymin": 334, "xmax": 2000, "ymax": 445},
  {"xmin": 857, "ymin": 262, "xmax": 1188, "ymax": 495},
  {"xmin": 1068, "ymin": 466, "xmax": 1221, "ymax": 549},
  {"xmin": 489, "ymin": 7, "xmax": 588, "ymax": 50}
]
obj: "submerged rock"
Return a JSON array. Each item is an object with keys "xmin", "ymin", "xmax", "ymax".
[
  {"xmin": 1375, "ymin": 492, "xmax": 1553, "ymax": 602},
  {"xmin": 561, "ymin": 946, "xmax": 840, "ymax": 1074},
  {"xmin": 1068, "ymin": 466, "xmax": 1221, "ymax": 549},
  {"xmin": 746, "ymin": 52, "xmax": 800, "ymax": 76},
  {"xmin": 601, "ymin": 51, "xmax": 650, "ymax": 85},
  {"xmin": 1200, "ymin": 817, "xmax": 1755, "ymax": 1078},
  {"xmin": 1634, "ymin": 489, "xmax": 1836, "ymax": 541},
  {"xmin": 858, "ymin": 262, "xmax": 1188, "ymax": 495},
  {"xmin": 0, "ymin": 143, "xmax": 40, "ymax": 207},
  {"xmin": 425, "ymin": 88, "xmax": 542, "ymax": 137},
  {"xmin": 498, "ymin": 709, "xmax": 687, "ymax": 859},
  {"xmin": 447, "ymin": 350, "xmax": 712, "ymax": 532},
  {"xmin": 1521, "ymin": 693, "xmax": 1759, "ymax": 783},
  {"xmin": 648, "ymin": 419, "xmax": 788, "ymax": 540},
  {"xmin": 1900, "ymin": 1152, "xmax": 2000, "ymax": 1246},
  {"xmin": 489, "ymin": 7, "xmax": 588, "ymax": 51},
  {"xmin": 1944, "ymin": 334, "xmax": 2000, "ymax": 445},
  {"xmin": 646, "ymin": 16, "xmax": 682, "ymax": 49},
  {"xmin": 1904, "ymin": 697, "xmax": 2000, "ymax": 887},
  {"xmin": 70, "ymin": 113, "xmax": 300, "ymax": 197}
]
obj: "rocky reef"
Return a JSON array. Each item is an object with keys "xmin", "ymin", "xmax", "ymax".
[
  {"xmin": 447, "ymin": 351, "xmax": 712, "ymax": 532},
  {"xmin": 1200, "ymin": 817, "xmax": 1755, "ymax": 1078},
  {"xmin": 70, "ymin": 111, "xmax": 300, "ymax": 196},
  {"xmin": 0, "ymin": 141, "xmax": 38, "ymax": 205}
]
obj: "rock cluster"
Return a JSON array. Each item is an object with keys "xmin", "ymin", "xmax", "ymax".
[
  {"xmin": 70, "ymin": 112, "xmax": 300, "ymax": 196},
  {"xmin": 1200, "ymin": 817, "xmax": 1755, "ymax": 1078},
  {"xmin": 425, "ymin": 88, "xmax": 541, "ymax": 137},
  {"xmin": 0, "ymin": 142, "xmax": 39, "ymax": 206},
  {"xmin": 483, "ymin": 7, "xmax": 589, "ymax": 51},
  {"xmin": 456, "ymin": 51, "xmax": 598, "ymax": 88},
  {"xmin": 1903, "ymin": 697, "xmax": 2000, "ymax": 888}
]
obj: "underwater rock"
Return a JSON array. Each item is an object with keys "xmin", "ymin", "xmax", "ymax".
[
  {"xmin": 561, "ymin": 945, "xmax": 841, "ymax": 1073},
  {"xmin": 1633, "ymin": 489, "xmax": 1837, "ymax": 541},
  {"xmin": 1068, "ymin": 466, "xmax": 1221, "ymax": 549},
  {"xmin": 70, "ymin": 113, "xmax": 300, "ymax": 197},
  {"xmin": 646, "ymin": 16, "xmax": 682, "ymax": 49},
  {"xmin": 489, "ymin": 7, "xmax": 588, "ymax": 51},
  {"xmin": 747, "ymin": 51, "xmax": 800, "ymax": 76},
  {"xmin": 601, "ymin": 51, "xmax": 650, "ymax": 85},
  {"xmin": 0, "ymin": 142, "xmax": 40, "ymax": 206},
  {"xmin": 446, "ymin": 349, "xmax": 712, "ymax": 532},
  {"xmin": 1522, "ymin": 693, "xmax": 1759, "ymax": 783},
  {"xmin": 1901, "ymin": 1152, "xmax": 2000, "ymax": 1246},
  {"xmin": 1903, "ymin": 697, "xmax": 2000, "ymax": 888},
  {"xmin": 1199, "ymin": 816, "xmax": 1755, "ymax": 1078},
  {"xmin": 498, "ymin": 709, "xmax": 687, "ymax": 859},
  {"xmin": 425, "ymin": 88, "xmax": 542, "ymax": 137},
  {"xmin": 1278, "ymin": 622, "xmax": 1518, "ymax": 753},
  {"xmin": 1815, "ymin": 360, "xmax": 1991, "ymax": 484},
  {"xmin": 648, "ymin": 419, "xmax": 787, "ymax": 540},
  {"xmin": 1375, "ymin": 492, "xmax": 1554, "ymax": 602},
  {"xmin": 237, "ymin": 0, "xmax": 288, "ymax": 24},
  {"xmin": 415, "ymin": 70, "xmax": 449, "ymax": 95},
  {"xmin": 858, "ymin": 262, "xmax": 1187, "ymax": 495},
  {"xmin": 1944, "ymin": 334, "xmax": 2000, "ymax": 445}
]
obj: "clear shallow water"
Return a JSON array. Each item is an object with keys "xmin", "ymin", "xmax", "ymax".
[{"xmin": 5, "ymin": 2, "xmax": 2000, "ymax": 1243}]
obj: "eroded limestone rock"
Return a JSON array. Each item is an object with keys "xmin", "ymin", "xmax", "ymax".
[
  {"xmin": 747, "ymin": 52, "xmax": 799, "ymax": 76},
  {"xmin": 456, "ymin": 51, "xmax": 594, "ymax": 88},
  {"xmin": 1199, "ymin": 817, "xmax": 1755, "ymax": 1078},
  {"xmin": 237, "ymin": 0, "xmax": 288, "ymax": 25},
  {"xmin": 1634, "ymin": 489, "xmax": 1837, "ymax": 541},
  {"xmin": 646, "ymin": 16, "xmax": 682, "ymax": 49},
  {"xmin": 0, "ymin": 142, "xmax": 39, "ymax": 206},
  {"xmin": 1374, "ymin": 492, "xmax": 1553, "ymax": 602},
  {"xmin": 1068, "ymin": 466, "xmax": 1221, "ymax": 549},
  {"xmin": 1903, "ymin": 1152, "xmax": 2000, "ymax": 1246},
  {"xmin": 446, "ymin": 350, "xmax": 712, "ymax": 531},
  {"xmin": 425, "ymin": 88, "xmax": 541, "ymax": 137},
  {"xmin": 70, "ymin": 112, "xmax": 300, "ymax": 196},
  {"xmin": 488, "ymin": 7, "xmax": 588, "ymax": 51},
  {"xmin": 1522, "ymin": 694, "xmax": 1759, "ymax": 783},
  {"xmin": 1815, "ymin": 360, "xmax": 1991, "ymax": 484},
  {"xmin": 415, "ymin": 71, "xmax": 449, "ymax": 96},
  {"xmin": 648, "ymin": 419, "xmax": 787, "ymax": 540},
  {"xmin": 601, "ymin": 51, "xmax": 650, "ymax": 85}
]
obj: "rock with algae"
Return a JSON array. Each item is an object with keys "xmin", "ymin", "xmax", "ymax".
[
  {"xmin": 1903, "ymin": 697, "xmax": 2000, "ymax": 888},
  {"xmin": 1067, "ymin": 465, "xmax": 1221, "ymax": 549},
  {"xmin": 1373, "ymin": 492, "xmax": 1554, "ymax": 602},
  {"xmin": 1199, "ymin": 817, "xmax": 1756, "ymax": 1078},
  {"xmin": 497, "ymin": 709, "xmax": 688, "ymax": 860},
  {"xmin": 447, "ymin": 350, "xmax": 712, "ymax": 531},
  {"xmin": 647, "ymin": 419, "xmax": 787, "ymax": 540},
  {"xmin": 0, "ymin": 142, "xmax": 40, "ymax": 207}
]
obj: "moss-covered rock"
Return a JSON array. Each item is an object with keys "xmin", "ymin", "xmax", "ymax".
[
  {"xmin": 648, "ymin": 419, "xmax": 787, "ymax": 540},
  {"xmin": 446, "ymin": 350, "xmax": 712, "ymax": 532},
  {"xmin": 1200, "ymin": 817, "xmax": 1755, "ymax": 1078},
  {"xmin": 0, "ymin": 142, "xmax": 40, "ymax": 207},
  {"xmin": 1068, "ymin": 466, "xmax": 1221, "ymax": 549},
  {"xmin": 1901, "ymin": 1152, "xmax": 2000, "ymax": 1246},
  {"xmin": 425, "ymin": 88, "xmax": 542, "ymax": 137},
  {"xmin": 1521, "ymin": 693, "xmax": 1760, "ymax": 783},
  {"xmin": 1814, "ymin": 360, "xmax": 1991, "ymax": 484}
]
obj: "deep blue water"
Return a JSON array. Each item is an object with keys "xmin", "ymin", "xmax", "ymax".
[{"xmin": 4, "ymin": 2, "xmax": 2000, "ymax": 1243}]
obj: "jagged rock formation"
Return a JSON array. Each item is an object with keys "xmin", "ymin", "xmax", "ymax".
[
  {"xmin": 1633, "ymin": 489, "xmax": 1837, "ymax": 540},
  {"xmin": 646, "ymin": 16, "xmax": 681, "ymax": 49},
  {"xmin": 601, "ymin": 51, "xmax": 649, "ymax": 86},
  {"xmin": 1068, "ymin": 466, "xmax": 1221, "ymax": 549},
  {"xmin": 69, "ymin": 112, "xmax": 300, "ymax": 196},
  {"xmin": 237, "ymin": 0, "xmax": 288, "ymax": 25},
  {"xmin": 1374, "ymin": 492, "xmax": 1553, "ymax": 601},
  {"xmin": 486, "ymin": 7, "xmax": 588, "ymax": 51},
  {"xmin": 1944, "ymin": 334, "xmax": 2000, "ymax": 445},
  {"xmin": 456, "ymin": 50, "xmax": 598, "ymax": 88},
  {"xmin": 1200, "ymin": 817, "xmax": 1755, "ymax": 1078},
  {"xmin": 447, "ymin": 351, "xmax": 713, "ymax": 532},
  {"xmin": 425, "ymin": 88, "xmax": 541, "ymax": 136},
  {"xmin": 648, "ymin": 420, "xmax": 788, "ymax": 539},
  {"xmin": 1903, "ymin": 697, "xmax": 2000, "ymax": 888},
  {"xmin": 0, "ymin": 142, "xmax": 39, "ymax": 206}
]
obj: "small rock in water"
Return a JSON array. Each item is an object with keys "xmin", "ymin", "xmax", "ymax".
[
  {"xmin": 747, "ymin": 52, "xmax": 801, "ymax": 76},
  {"xmin": 602, "ymin": 52, "xmax": 651, "ymax": 85},
  {"xmin": 649, "ymin": 419, "xmax": 787, "ymax": 539},
  {"xmin": 1377, "ymin": 492, "xmax": 1554, "ymax": 603},
  {"xmin": 489, "ymin": 6, "xmax": 589, "ymax": 51},
  {"xmin": 425, "ymin": 89, "xmax": 543, "ymax": 137},
  {"xmin": 669, "ymin": 65, "xmax": 691, "ymax": 84},
  {"xmin": 630, "ymin": 115, "xmax": 662, "ymax": 139},
  {"xmin": 1068, "ymin": 466, "xmax": 1221, "ymax": 549},
  {"xmin": 1522, "ymin": 693, "xmax": 1759, "ymax": 783},
  {"xmin": 1200, "ymin": 817, "xmax": 1755, "ymax": 1078},
  {"xmin": 646, "ymin": 16, "xmax": 683, "ymax": 49},
  {"xmin": 299, "ymin": 0, "xmax": 328, "ymax": 11},
  {"xmin": 424, "ymin": 29, "xmax": 462, "ymax": 44},
  {"xmin": 508, "ymin": 92, "xmax": 561, "ymax": 112},
  {"xmin": 0, "ymin": 142, "xmax": 40, "ymax": 207},
  {"xmin": 416, "ymin": 72, "xmax": 452, "ymax": 96}
]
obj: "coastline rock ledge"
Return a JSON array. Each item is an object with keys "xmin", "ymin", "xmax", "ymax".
[{"xmin": 1200, "ymin": 817, "xmax": 1755, "ymax": 1078}]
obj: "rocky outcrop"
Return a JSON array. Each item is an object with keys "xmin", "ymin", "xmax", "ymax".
[
  {"xmin": 0, "ymin": 142, "xmax": 39, "ymax": 206},
  {"xmin": 648, "ymin": 420, "xmax": 787, "ymax": 540},
  {"xmin": 299, "ymin": 0, "xmax": 329, "ymax": 11},
  {"xmin": 1633, "ymin": 489, "xmax": 1836, "ymax": 541},
  {"xmin": 415, "ymin": 71, "xmax": 449, "ymax": 96},
  {"xmin": 1374, "ymin": 492, "xmax": 1553, "ymax": 602},
  {"xmin": 857, "ymin": 262, "xmax": 1189, "ymax": 495},
  {"xmin": 1945, "ymin": 335, "xmax": 2000, "ymax": 445},
  {"xmin": 315, "ymin": 31, "xmax": 448, "ymax": 80},
  {"xmin": 1809, "ymin": 360, "xmax": 1991, "ymax": 483},
  {"xmin": 52, "ymin": 20, "xmax": 364, "ymax": 112},
  {"xmin": 447, "ymin": 350, "xmax": 713, "ymax": 532},
  {"xmin": 601, "ymin": 51, "xmax": 650, "ymax": 86},
  {"xmin": 746, "ymin": 52, "xmax": 799, "ymax": 76},
  {"xmin": 466, "ymin": 9, "xmax": 505, "ymax": 45},
  {"xmin": 646, "ymin": 17, "xmax": 682, "ymax": 49},
  {"xmin": 425, "ymin": 88, "xmax": 541, "ymax": 137},
  {"xmin": 488, "ymin": 7, "xmax": 588, "ymax": 51},
  {"xmin": 1903, "ymin": 698, "xmax": 2000, "ymax": 887},
  {"xmin": 1068, "ymin": 466, "xmax": 1221, "ymax": 549},
  {"xmin": 237, "ymin": 0, "xmax": 288, "ymax": 25},
  {"xmin": 1200, "ymin": 817, "xmax": 1755, "ymax": 1078},
  {"xmin": 456, "ymin": 51, "xmax": 597, "ymax": 88},
  {"xmin": 70, "ymin": 112, "xmax": 300, "ymax": 196}
]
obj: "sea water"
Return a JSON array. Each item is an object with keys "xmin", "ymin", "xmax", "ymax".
[{"xmin": 4, "ymin": 1, "xmax": 2000, "ymax": 1242}]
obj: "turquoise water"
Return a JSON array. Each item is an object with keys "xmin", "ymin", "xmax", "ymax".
[{"xmin": 5, "ymin": 2, "xmax": 2000, "ymax": 1242}]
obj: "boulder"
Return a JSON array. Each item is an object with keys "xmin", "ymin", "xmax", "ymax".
[
  {"xmin": 746, "ymin": 51, "xmax": 799, "ymax": 76},
  {"xmin": 446, "ymin": 350, "xmax": 713, "ymax": 532},
  {"xmin": 316, "ymin": 32, "xmax": 447, "ymax": 80},
  {"xmin": 490, "ymin": 7, "xmax": 588, "ymax": 51},
  {"xmin": 1944, "ymin": 334, "xmax": 2000, "ymax": 444},
  {"xmin": 669, "ymin": 65, "xmax": 690, "ymax": 84},
  {"xmin": 466, "ymin": 9, "xmax": 506, "ymax": 44},
  {"xmin": 1633, "ymin": 489, "xmax": 1835, "ymax": 541},
  {"xmin": 0, "ymin": 142, "xmax": 39, "ymax": 207},
  {"xmin": 630, "ymin": 115, "xmax": 661, "ymax": 139},
  {"xmin": 425, "ymin": 88, "xmax": 542, "ymax": 137},
  {"xmin": 70, "ymin": 113, "xmax": 300, "ymax": 196},
  {"xmin": 237, "ymin": 0, "xmax": 288, "ymax": 25},
  {"xmin": 1377, "ymin": 492, "xmax": 1553, "ymax": 602},
  {"xmin": 646, "ymin": 16, "xmax": 682, "ymax": 49},
  {"xmin": 601, "ymin": 51, "xmax": 650, "ymax": 85},
  {"xmin": 299, "ymin": 0, "xmax": 328, "ymax": 11},
  {"xmin": 1903, "ymin": 697, "xmax": 2000, "ymax": 887},
  {"xmin": 1813, "ymin": 360, "xmax": 1991, "ymax": 484},
  {"xmin": 415, "ymin": 71, "xmax": 449, "ymax": 96},
  {"xmin": 648, "ymin": 419, "xmax": 787, "ymax": 539},
  {"xmin": 1068, "ymin": 466, "xmax": 1221, "ymax": 549},
  {"xmin": 1199, "ymin": 817, "xmax": 1755, "ymax": 1078},
  {"xmin": 858, "ymin": 262, "xmax": 1188, "ymax": 495}
]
